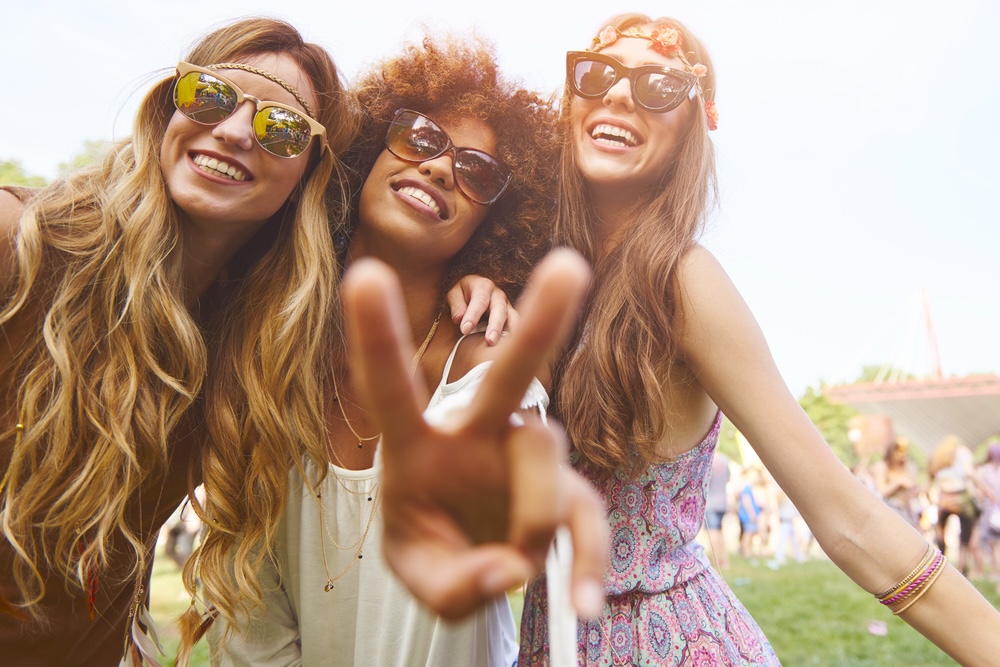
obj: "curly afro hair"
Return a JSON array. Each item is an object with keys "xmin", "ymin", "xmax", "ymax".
[{"xmin": 343, "ymin": 34, "xmax": 559, "ymax": 300}]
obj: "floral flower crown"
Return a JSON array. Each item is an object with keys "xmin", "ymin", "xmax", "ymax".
[{"xmin": 589, "ymin": 24, "xmax": 718, "ymax": 131}]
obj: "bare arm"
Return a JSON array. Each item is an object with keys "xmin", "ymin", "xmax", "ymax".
[{"xmin": 675, "ymin": 245, "xmax": 1000, "ymax": 665}]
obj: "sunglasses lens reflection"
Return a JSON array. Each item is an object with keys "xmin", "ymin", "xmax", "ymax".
[
  {"xmin": 253, "ymin": 107, "xmax": 314, "ymax": 158},
  {"xmin": 387, "ymin": 111, "xmax": 449, "ymax": 161},
  {"xmin": 634, "ymin": 71, "xmax": 689, "ymax": 110},
  {"xmin": 573, "ymin": 61, "xmax": 617, "ymax": 97},
  {"xmin": 174, "ymin": 72, "xmax": 239, "ymax": 124},
  {"xmin": 454, "ymin": 150, "xmax": 510, "ymax": 205}
]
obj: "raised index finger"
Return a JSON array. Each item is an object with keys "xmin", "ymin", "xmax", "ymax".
[
  {"xmin": 466, "ymin": 248, "xmax": 591, "ymax": 432},
  {"xmin": 342, "ymin": 258, "xmax": 430, "ymax": 445}
]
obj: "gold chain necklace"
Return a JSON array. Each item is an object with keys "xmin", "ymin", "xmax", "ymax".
[
  {"xmin": 317, "ymin": 308, "xmax": 441, "ymax": 591},
  {"xmin": 318, "ymin": 485, "xmax": 381, "ymax": 591},
  {"xmin": 331, "ymin": 311, "xmax": 441, "ymax": 448}
]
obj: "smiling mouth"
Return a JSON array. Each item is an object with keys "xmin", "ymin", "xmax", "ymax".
[
  {"xmin": 591, "ymin": 123, "xmax": 641, "ymax": 148},
  {"xmin": 193, "ymin": 153, "xmax": 248, "ymax": 181},
  {"xmin": 395, "ymin": 185, "xmax": 447, "ymax": 219}
]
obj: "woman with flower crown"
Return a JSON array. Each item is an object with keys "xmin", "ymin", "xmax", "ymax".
[{"xmin": 508, "ymin": 12, "xmax": 1000, "ymax": 666}]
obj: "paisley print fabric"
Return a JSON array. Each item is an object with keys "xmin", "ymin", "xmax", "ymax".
[{"xmin": 520, "ymin": 413, "xmax": 780, "ymax": 666}]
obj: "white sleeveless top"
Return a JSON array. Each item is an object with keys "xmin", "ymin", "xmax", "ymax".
[{"xmin": 211, "ymin": 334, "xmax": 548, "ymax": 667}]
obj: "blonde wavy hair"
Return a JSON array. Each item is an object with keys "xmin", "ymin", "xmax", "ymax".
[
  {"xmin": 0, "ymin": 16, "xmax": 357, "ymax": 631},
  {"xmin": 176, "ymin": 20, "xmax": 358, "ymax": 635},
  {"xmin": 552, "ymin": 13, "xmax": 719, "ymax": 476}
]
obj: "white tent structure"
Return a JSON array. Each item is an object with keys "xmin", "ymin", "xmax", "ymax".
[{"xmin": 824, "ymin": 374, "xmax": 1000, "ymax": 453}]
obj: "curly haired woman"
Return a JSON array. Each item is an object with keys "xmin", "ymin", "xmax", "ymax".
[
  {"xmin": 209, "ymin": 34, "xmax": 575, "ymax": 667},
  {"xmin": 0, "ymin": 17, "xmax": 357, "ymax": 665}
]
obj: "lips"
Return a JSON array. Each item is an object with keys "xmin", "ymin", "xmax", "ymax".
[
  {"xmin": 191, "ymin": 152, "xmax": 249, "ymax": 182},
  {"xmin": 589, "ymin": 120, "xmax": 644, "ymax": 148},
  {"xmin": 392, "ymin": 179, "xmax": 449, "ymax": 220}
]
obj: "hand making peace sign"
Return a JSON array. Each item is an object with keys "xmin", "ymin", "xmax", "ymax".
[{"xmin": 342, "ymin": 249, "xmax": 608, "ymax": 620}]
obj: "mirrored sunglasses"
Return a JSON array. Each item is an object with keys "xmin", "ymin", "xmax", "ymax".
[
  {"xmin": 566, "ymin": 51, "xmax": 698, "ymax": 113},
  {"xmin": 172, "ymin": 62, "xmax": 327, "ymax": 158},
  {"xmin": 385, "ymin": 108, "xmax": 512, "ymax": 205}
]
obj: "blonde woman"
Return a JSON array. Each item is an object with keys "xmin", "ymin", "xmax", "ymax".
[
  {"xmin": 0, "ymin": 17, "xmax": 357, "ymax": 665},
  {"xmin": 929, "ymin": 435, "xmax": 984, "ymax": 576}
]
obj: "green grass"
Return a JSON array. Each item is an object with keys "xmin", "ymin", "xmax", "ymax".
[
  {"xmin": 718, "ymin": 557, "xmax": 998, "ymax": 666},
  {"xmin": 150, "ymin": 552, "xmax": 998, "ymax": 666}
]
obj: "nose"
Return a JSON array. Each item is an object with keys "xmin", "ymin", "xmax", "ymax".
[
  {"xmin": 419, "ymin": 150, "xmax": 456, "ymax": 190},
  {"xmin": 211, "ymin": 101, "xmax": 256, "ymax": 152},
  {"xmin": 603, "ymin": 76, "xmax": 636, "ymax": 112}
]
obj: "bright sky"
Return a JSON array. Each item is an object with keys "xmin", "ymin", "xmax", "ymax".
[{"xmin": 4, "ymin": 0, "xmax": 998, "ymax": 396}]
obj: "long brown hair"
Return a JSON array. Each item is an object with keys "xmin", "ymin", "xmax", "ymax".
[{"xmin": 553, "ymin": 13, "xmax": 718, "ymax": 475}]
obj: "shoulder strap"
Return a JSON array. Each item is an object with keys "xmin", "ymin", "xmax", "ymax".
[{"xmin": 437, "ymin": 323, "xmax": 488, "ymax": 385}]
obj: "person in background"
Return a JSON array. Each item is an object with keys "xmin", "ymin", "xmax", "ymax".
[
  {"xmin": 738, "ymin": 467, "xmax": 763, "ymax": 559},
  {"xmin": 770, "ymin": 488, "xmax": 806, "ymax": 567},
  {"xmin": 929, "ymin": 435, "xmax": 983, "ymax": 576},
  {"xmin": 704, "ymin": 449, "xmax": 732, "ymax": 569},
  {"xmin": 871, "ymin": 437, "xmax": 921, "ymax": 528},
  {"xmin": 975, "ymin": 442, "xmax": 1000, "ymax": 593}
]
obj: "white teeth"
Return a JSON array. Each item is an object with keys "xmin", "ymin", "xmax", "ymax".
[
  {"xmin": 591, "ymin": 123, "xmax": 639, "ymax": 147},
  {"xmin": 193, "ymin": 154, "xmax": 247, "ymax": 181},
  {"xmin": 398, "ymin": 186, "xmax": 441, "ymax": 217}
]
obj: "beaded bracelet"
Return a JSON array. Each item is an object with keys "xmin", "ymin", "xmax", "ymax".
[
  {"xmin": 874, "ymin": 544, "xmax": 936, "ymax": 601},
  {"xmin": 875, "ymin": 546, "xmax": 946, "ymax": 615},
  {"xmin": 890, "ymin": 552, "xmax": 946, "ymax": 615}
]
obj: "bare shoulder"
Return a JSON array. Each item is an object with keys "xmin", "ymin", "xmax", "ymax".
[
  {"xmin": 0, "ymin": 189, "xmax": 26, "ymax": 283},
  {"xmin": 0, "ymin": 189, "xmax": 25, "ymax": 235},
  {"xmin": 674, "ymin": 244, "xmax": 752, "ymax": 344},
  {"xmin": 675, "ymin": 244, "xmax": 733, "ymax": 300},
  {"xmin": 447, "ymin": 332, "xmax": 504, "ymax": 383}
]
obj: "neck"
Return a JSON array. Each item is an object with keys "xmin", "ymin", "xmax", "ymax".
[
  {"xmin": 589, "ymin": 188, "xmax": 634, "ymax": 262},
  {"xmin": 346, "ymin": 233, "xmax": 445, "ymax": 345},
  {"xmin": 180, "ymin": 220, "xmax": 269, "ymax": 306}
]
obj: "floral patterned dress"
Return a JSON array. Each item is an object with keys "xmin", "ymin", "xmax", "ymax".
[{"xmin": 519, "ymin": 413, "xmax": 780, "ymax": 666}]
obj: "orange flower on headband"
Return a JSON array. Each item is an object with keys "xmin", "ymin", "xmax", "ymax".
[
  {"xmin": 692, "ymin": 63, "xmax": 708, "ymax": 78},
  {"xmin": 705, "ymin": 100, "xmax": 719, "ymax": 131},
  {"xmin": 648, "ymin": 25, "xmax": 682, "ymax": 56}
]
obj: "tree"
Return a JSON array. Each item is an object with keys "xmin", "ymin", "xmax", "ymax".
[
  {"xmin": 58, "ymin": 140, "xmax": 108, "ymax": 178},
  {"xmin": 799, "ymin": 385, "xmax": 858, "ymax": 466},
  {"xmin": 0, "ymin": 159, "xmax": 46, "ymax": 187}
]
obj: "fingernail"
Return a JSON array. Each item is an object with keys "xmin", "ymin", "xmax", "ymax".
[
  {"xmin": 487, "ymin": 331, "xmax": 499, "ymax": 345},
  {"xmin": 461, "ymin": 320, "xmax": 473, "ymax": 334},
  {"xmin": 573, "ymin": 579, "xmax": 605, "ymax": 620}
]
